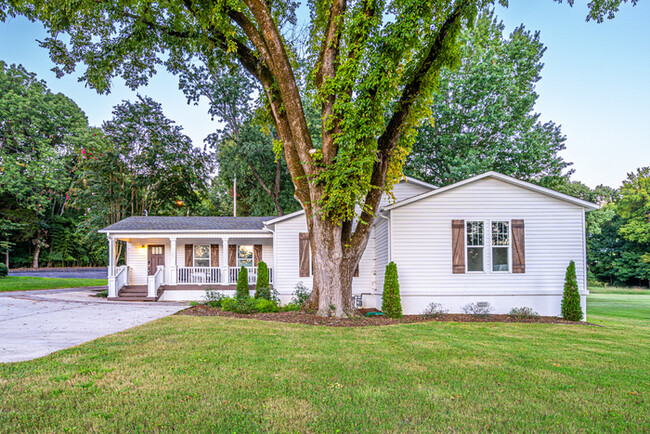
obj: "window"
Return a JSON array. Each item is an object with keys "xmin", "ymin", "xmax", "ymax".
[
  {"xmin": 150, "ymin": 246, "xmax": 163, "ymax": 255},
  {"xmin": 193, "ymin": 244, "xmax": 210, "ymax": 267},
  {"xmin": 466, "ymin": 221, "xmax": 484, "ymax": 272},
  {"xmin": 492, "ymin": 221, "xmax": 510, "ymax": 272},
  {"xmin": 238, "ymin": 245, "xmax": 254, "ymax": 268}
]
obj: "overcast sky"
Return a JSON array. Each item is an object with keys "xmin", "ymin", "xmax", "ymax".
[{"xmin": 0, "ymin": 0, "xmax": 648, "ymax": 188}]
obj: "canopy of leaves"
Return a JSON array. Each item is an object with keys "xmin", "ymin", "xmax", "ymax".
[{"xmin": 405, "ymin": 12, "xmax": 570, "ymax": 187}]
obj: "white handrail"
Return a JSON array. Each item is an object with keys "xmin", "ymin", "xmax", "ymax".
[
  {"xmin": 228, "ymin": 267, "xmax": 273, "ymax": 285},
  {"xmin": 177, "ymin": 267, "xmax": 221, "ymax": 284},
  {"xmin": 109, "ymin": 265, "xmax": 129, "ymax": 297},
  {"xmin": 148, "ymin": 266, "xmax": 164, "ymax": 298}
]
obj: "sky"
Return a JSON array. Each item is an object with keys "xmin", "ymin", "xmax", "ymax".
[{"xmin": 0, "ymin": 0, "xmax": 648, "ymax": 189}]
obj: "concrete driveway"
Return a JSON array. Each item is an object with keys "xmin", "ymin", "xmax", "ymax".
[{"xmin": 0, "ymin": 288, "xmax": 187, "ymax": 363}]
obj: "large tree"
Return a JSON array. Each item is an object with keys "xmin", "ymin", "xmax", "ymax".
[
  {"xmin": 0, "ymin": 61, "xmax": 90, "ymax": 268},
  {"xmin": 405, "ymin": 12, "xmax": 570, "ymax": 187},
  {"xmin": 2, "ymin": 0, "xmax": 635, "ymax": 315}
]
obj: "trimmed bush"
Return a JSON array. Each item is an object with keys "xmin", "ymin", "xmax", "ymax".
[
  {"xmin": 221, "ymin": 297, "xmax": 280, "ymax": 314},
  {"xmin": 281, "ymin": 302, "xmax": 301, "ymax": 312},
  {"xmin": 462, "ymin": 302, "xmax": 493, "ymax": 318},
  {"xmin": 508, "ymin": 306, "xmax": 539, "ymax": 319},
  {"xmin": 562, "ymin": 260, "xmax": 583, "ymax": 321},
  {"xmin": 203, "ymin": 289, "xmax": 225, "ymax": 307},
  {"xmin": 291, "ymin": 282, "xmax": 311, "ymax": 306},
  {"xmin": 382, "ymin": 262, "xmax": 403, "ymax": 318},
  {"xmin": 236, "ymin": 266, "xmax": 250, "ymax": 299},
  {"xmin": 423, "ymin": 303, "xmax": 447, "ymax": 318},
  {"xmin": 255, "ymin": 261, "xmax": 270, "ymax": 298},
  {"xmin": 0, "ymin": 263, "xmax": 7, "ymax": 278}
]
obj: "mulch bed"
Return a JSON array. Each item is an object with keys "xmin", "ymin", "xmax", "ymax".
[{"xmin": 177, "ymin": 305, "xmax": 591, "ymax": 327}]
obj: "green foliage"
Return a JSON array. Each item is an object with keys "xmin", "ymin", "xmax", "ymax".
[
  {"xmin": 281, "ymin": 303, "xmax": 301, "ymax": 312},
  {"xmin": 203, "ymin": 289, "xmax": 226, "ymax": 308},
  {"xmin": 406, "ymin": 12, "xmax": 570, "ymax": 187},
  {"xmin": 617, "ymin": 167, "xmax": 650, "ymax": 244},
  {"xmin": 562, "ymin": 261, "xmax": 583, "ymax": 321},
  {"xmin": 382, "ymin": 262, "xmax": 403, "ymax": 319},
  {"xmin": 462, "ymin": 302, "xmax": 494, "ymax": 317},
  {"xmin": 0, "ymin": 263, "xmax": 7, "ymax": 278},
  {"xmin": 236, "ymin": 266, "xmax": 250, "ymax": 299},
  {"xmin": 508, "ymin": 306, "xmax": 540, "ymax": 319},
  {"xmin": 221, "ymin": 297, "xmax": 280, "ymax": 314},
  {"xmin": 255, "ymin": 262, "xmax": 270, "ymax": 297},
  {"xmin": 422, "ymin": 302, "xmax": 447, "ymax": 318},
  {"xmin": 291, "ymin": 282, "xmax": 311, "ymax": 306}
]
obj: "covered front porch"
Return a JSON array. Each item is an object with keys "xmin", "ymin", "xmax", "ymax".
[{"xmin": 107, "ymin": 233, "xmax": 274, "ymax": 301}]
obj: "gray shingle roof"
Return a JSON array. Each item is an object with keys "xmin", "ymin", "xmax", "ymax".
[{"xmin": 99, "ymin": 216, "xmax": 275, "ymax": 232}]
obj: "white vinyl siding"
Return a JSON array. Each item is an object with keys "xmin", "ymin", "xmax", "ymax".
[{"xmin": 390, "ymin": 178, "xmax": 588, "ymax": 296}]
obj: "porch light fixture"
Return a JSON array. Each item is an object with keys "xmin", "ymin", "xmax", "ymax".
[{"xmin": 176, "ymin": 200, "xmax": 184, "ymax": 206}]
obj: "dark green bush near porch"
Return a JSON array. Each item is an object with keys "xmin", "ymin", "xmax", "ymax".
[
  {"xmin": 221, "ymin": 297, "xmax": 280, "ymax": 314},
  {"xmin": 236, "ymin": 266, "xmax": 249, "ymax": 299},
  {"xmin": 255, "ymin": 261, "xmax": 270, "ymax": 299},
  {"xmin": 382, "ymin": 262, "xmax": 403, "ymax": 318},
  {"xmin": 562, "ymin": 260, "xmax": 583, "ymax": 321},
  {"xmin": 0, "ymin": 263, "xmax": 8, "ymax": 278}
]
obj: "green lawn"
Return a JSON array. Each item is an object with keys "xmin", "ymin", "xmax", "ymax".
[
  {"xmin": 0, "ymin": 295, "xmax": 648, "ymax": 432},
  {"xmin": 588, "ymin": 285, "xmax": 650, "ymax": 295},
  {"xmin": 0, "ymin": 276, "xmax": 107, "ymax": 292}
]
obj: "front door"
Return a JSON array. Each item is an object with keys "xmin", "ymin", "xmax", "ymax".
[{"xmin": 148, "ymin": 245, "xmax": 165, "ymax": 275}]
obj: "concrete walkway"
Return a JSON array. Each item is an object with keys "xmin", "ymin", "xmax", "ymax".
[{"xmin": 0, "ymin": 288, "xmax": 188, "ymax": 363}]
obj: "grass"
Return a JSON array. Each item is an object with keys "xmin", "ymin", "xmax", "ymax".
[
  {"xmin": 0, "ymin": 276, "xmax": 107, "ymax": 292},
  {"xmin": 588, "ymin": 284, "xmax": 650, "ymax": 295},
  {"xmin": 0, "ymin": 295, "xmax": 648, "ymax": 431}
]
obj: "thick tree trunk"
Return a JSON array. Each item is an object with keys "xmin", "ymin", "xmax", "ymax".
[{"xmin": 303, "ymin": 215, "xmax": 366, "ymax": 317}]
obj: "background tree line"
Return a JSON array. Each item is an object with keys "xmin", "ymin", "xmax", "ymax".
[{"xmin": 1, "ymin": 11, "xmax": 647, "ymax": 288}]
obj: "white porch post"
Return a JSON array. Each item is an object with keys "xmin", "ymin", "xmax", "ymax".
[
  {"xmin": 221, "ymin": 237, "xmax": 229, "ymax": 285},
  {"xmin": 107, "ymin": 235, "xmax": 117, "ymax": 298},
  {"xmin": 169, "ymin": 237, "xmax": 178, "ymax": 285}
]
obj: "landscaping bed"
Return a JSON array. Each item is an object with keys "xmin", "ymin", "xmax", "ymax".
[{"xmin": 178, "ymin": 304, "xmax": 587, "ymax": 326}]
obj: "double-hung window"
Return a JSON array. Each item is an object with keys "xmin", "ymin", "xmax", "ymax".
[
  {"xmin": 193, "ymin": 245, "xmax": 210, "ymax": 267},
  {"xmin": 466, "ymin": 221, "xmax": 484, "ymax": 272},
  {"xmin": 238, "ymin": 245, "xmax": 254, "ymax": 268},
  {"xmin": 491, "ymin": 221, "xmax": 510, "ymax": 272}
]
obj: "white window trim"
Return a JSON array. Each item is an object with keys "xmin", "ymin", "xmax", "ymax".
[
  {"xmin": 193, "ymin": 244, "xmax": 211, "ymax": 268},
  {"xmin": 461, "ymin": 219, "xmax": 514, "ymax": 274},
  {"xmin": 490, "ymin": 220, "xmax": 511, "ymax": 273},
  {"xmin": 466, "ymin": 220, "xmax": 486, "ymax": 274},
  {"xmin": 237, "ymin": 244, "xmax": 255, "ymax": 268}
]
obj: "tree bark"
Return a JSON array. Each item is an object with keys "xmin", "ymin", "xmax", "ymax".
[{"xmin": 32, "ymin": 243, "xmax": 41, "ymax": 269}]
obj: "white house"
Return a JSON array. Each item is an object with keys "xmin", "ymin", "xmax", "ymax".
[{"xmin": 99, "ymin": 171, "xmax": 598, "ymax": 318}]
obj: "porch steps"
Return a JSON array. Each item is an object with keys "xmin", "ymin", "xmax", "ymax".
[{"xmin": 108, "ymin": 285, "xmax": 162, "ymax": 302}]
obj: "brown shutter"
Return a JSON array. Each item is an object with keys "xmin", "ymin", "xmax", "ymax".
[
  {"xmin": 299, "ymin": 232, "xmax": 310, "ymax": 277},
  {"xmin": 512, "ymin": 219, "xmax": 526, "ymax": 273},
  {"xmin": 254, "ymin": 244, "xmax": 263, "ymax": 266},
  {"xmin": 210, "ymin": 244, "xmax": 219, "ymax": 267},
  {"xmin": 228, "ymin": 245, "xmax": 237, "ymax": 267},
  {"xmin": 452, "ymin": 219, "xmax": 466, "ymax": 274},
  {"xmin": 184, "ymin": 244, "xmax": 193, "ymax": 267}
]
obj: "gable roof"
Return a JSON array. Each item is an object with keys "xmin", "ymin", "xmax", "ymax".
[
  {"xmin": 99, "ymin": 216, "xmax": 275, "ymax": 233},
  {"xmin": 263, "ymin": 175, "xmax": 438, "ymax": 226},
  {"xmin": 382, "ymin": 171, "xmax": 600, "ymax": 211}
]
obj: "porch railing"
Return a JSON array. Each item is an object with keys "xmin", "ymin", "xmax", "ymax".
[
  {"xmin": 148, "ymin": 265, "xmax": 164, "ymax": 298},
  {"xmin": 108, "ymin": 265, "xmax": 129, "ymax": 297},
  {"xmin": 177, "ymin": 267, "xmax": 222, "ymax": 284},
  {"xmin": 172, "ymin": 266, "xmax": 272, "ymax": 286},
  {"xmin": 228, "ymin": 266, "xmax": 273, "ymax": 285}
]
